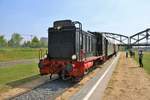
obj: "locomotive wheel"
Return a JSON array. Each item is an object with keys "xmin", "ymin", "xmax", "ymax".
[
  {"xmin": 84, "ymin": 69, "xmax": 89, "ymax": 75},
  {"xmin": 61, "ymin": 70, "xmax": 66, "ymax": 80},
  {"xmin": 58, "ymin": 71, "xmax": 62, "ymax": 79},
  {"xmin": 58, "ymin": 70, "xmax": 65, "ymax": 80},
  {"xmin": 71, "ymin": 77, "xmax": 77, "ymax": 83},
  {"xmin": 71, "ymin": 72, "xmax": 84, "ymax": 82},
  {"xmin": 59, "ymin": 70, "xmax": 71, "ymax": 80},
  {"xmin": 49, "ymin": 74, "xmax": 52, "ymax": 79}
]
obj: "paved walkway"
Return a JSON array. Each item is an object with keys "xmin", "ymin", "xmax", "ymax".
[{"xmin": 103, "ymin": 52, "xmax": 150, "ymax": 100}]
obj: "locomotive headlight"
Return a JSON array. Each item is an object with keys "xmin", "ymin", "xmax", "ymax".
[
  {"xmin": 72, "ymin": 54, "xmax": 77, "ymax": 60},
  {"xmin": 43, "ymin": 54, "xmax": 47, "ymax": 59},
  {"xmin": 57, "ymin": 26, "xmax": 61, "ymax": 30}
]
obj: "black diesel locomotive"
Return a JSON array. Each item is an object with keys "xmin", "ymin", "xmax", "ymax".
[{"xmin": 39, "ymin": 20, "xmax": 118, "ymax": 80}]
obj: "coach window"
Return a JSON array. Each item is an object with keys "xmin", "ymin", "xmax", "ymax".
[
  {"xmin": 87, "ymin": 36, "xmax": 89, "ymax": 52},
  {"xmin": 85, "ymin": 35, "xmax": 87, "ymax": 53},
  {"xmin": 91, "ymin": 38, "xmax": 93, "ymax": 51},
  {"xmin": 92, "ymin": 38, "xmax": 95, "ymax": 51},
  {"xmin": 83, "ymin": 35, "xmax": 85, "ymax": 52},
  {"xmin": 88, "ymin": 36, "xmax": 90, "ymax": 52},
  {"xmin": 89, "ymin": 37, "xmax": 91, "ymax": 52},
  {"xmin": 86, "ymin": 36, "xmax": 89, "ymax": 52},
  {"xmin": 93, "ymin": 38, "xmax": 96, "ymax": 53},
  {"xmin": 80, "ymin": 33, "xmax": 83, "ymax": 49},
  {"xmin": 90, "ymin": 37, "xmax": 92, "ymax": 52}
]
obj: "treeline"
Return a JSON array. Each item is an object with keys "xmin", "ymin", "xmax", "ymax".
[{"xmin": 0, "ymin": 33, "xmax": 47, "ymax": 48}]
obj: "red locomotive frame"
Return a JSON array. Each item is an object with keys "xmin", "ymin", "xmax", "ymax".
[{"xmin": 39, "ymin": 53, "xmax": 106, "ymax": 80}]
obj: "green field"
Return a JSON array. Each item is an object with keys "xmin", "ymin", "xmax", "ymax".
[
  {"xmin": 0, "ymin": 48, "xmax": 47, "ymax": 62},
  {"xmin": 0, "ymin": 48, "xmax": 47, "ymax": 92},
  {"xmin": 134, "ymin": 51, "xmax": 150, "ymax": 74},
  {"xmin": 0, "ymin": 63, "xmax": 39, "ymax": 84},
  {"xmin": 0, "ymin": 62, "xmax": 40, "ymax": 92}
]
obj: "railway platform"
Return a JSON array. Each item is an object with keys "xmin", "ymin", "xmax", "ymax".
[{"xmin": 103, "ymin": 52, "xmax": 150, "ymax": 100}]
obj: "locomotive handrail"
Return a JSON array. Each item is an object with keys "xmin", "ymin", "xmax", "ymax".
[
  {"xmin": 39, "ymin": 49, "xmax": 48, "ymax": 60},
  {"xmin": 39, "ymin": 49, "xmax": 42, "ymax": 60},
  {"xmin": 73, "ymin": 21, "xmax": 82, "ymax": 30}
]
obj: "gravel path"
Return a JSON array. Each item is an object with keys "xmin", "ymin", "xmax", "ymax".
[
  {"xmin": 10, "ymin": 79, "xmax": 74, "ymax": 100},
  {"xmin": 103, "ymin": 52, "xmax": 150, "ymax": 100},
  {"xmin": 0, "ymin": 59, "xmax": 38, "ymax": 67}
]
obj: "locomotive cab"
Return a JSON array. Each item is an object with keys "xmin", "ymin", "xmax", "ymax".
[{"xmin": 39, "ymin": 20, "xmax": 87, "ymax": 80}]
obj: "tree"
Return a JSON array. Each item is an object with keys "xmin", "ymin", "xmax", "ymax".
[
  {"xmin": 0, "ymin": 35, "xmax": 7, "ymax": 47},
  {"xmin": 26, "ymin": 41, "xmax": 31, "ymax": 47},
  {"xmin": 30, "ymin": 36, "xmax": 40, "ymax": 48},
  {"xmin": 8, "ymin": 33, "xmax": 23, "ymax": 47},
  {"xmin": 40, "ymin": 37, "xmax": 48, "ymax": 47},
  {"xmin": 22, "ymin": 40, "xmax": 31, "ymax": 47}
]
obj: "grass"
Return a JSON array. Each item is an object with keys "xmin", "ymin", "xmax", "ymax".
[
  {"xmin": 0, "ymin": 62, "xmax": 39, "ymax": 93},
  {"xmin": 0, "ymin": 63, "xmax": 39, "ymax": 84},
  {"xmin": 134, "ymin": 51, "xmax": 150, "ymax": 74},
  {"xmin": 0, "ymin": 48, "xmax": 47, "ymax": 62},
  {"xmin": 0, "ymin": 48, "xmax": 46, "ymax": 93}
]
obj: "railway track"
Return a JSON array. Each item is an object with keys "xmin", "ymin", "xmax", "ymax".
[{"xmin": 10, "ymin": 78, "xmax": 74, "ymax": 100}]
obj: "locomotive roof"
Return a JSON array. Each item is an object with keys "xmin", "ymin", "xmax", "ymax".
[{"xmin": 79, "ymin": 29, "xmax": 96, "ymax": 37}]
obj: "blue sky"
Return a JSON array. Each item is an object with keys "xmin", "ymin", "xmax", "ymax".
[{"xmin": 0, "ymin": 0, "xmax": 150, "ymax": 40}]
